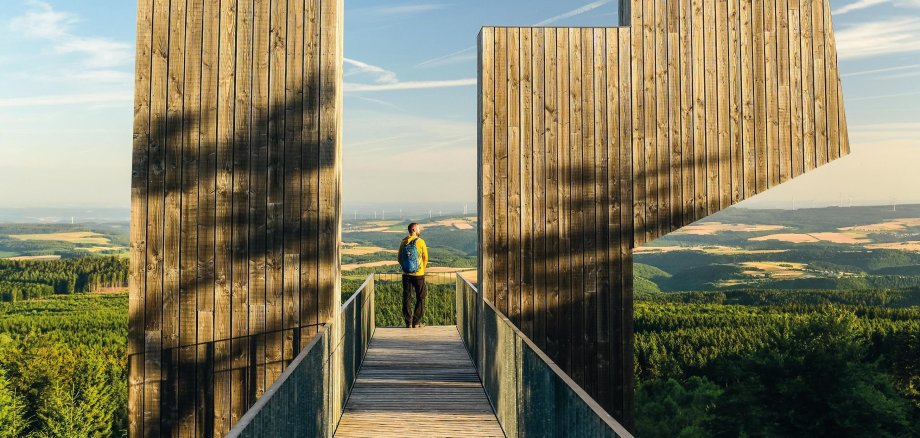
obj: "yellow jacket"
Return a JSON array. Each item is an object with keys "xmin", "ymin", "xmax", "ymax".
[{"xmin": 398, "ymin": 235, "xmax": 429, "ymax": 276}]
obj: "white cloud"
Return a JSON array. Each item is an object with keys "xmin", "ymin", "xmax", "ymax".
[
  {"xmin": 833, "ymin": 0, "xmax": 890, "ymax": 15},
  {"xmin": 414, "ymin": 0, "xmax": 612, "ymax": 69},
  {"xmin": 344, "ymin": 58, "xmax": 398, "ymax": 84},
  {"xmin": 0, "ymin": 92, "xmax": 132, "ymax": 108},
  {"xmin": 345, "ymin": 79, "xmax": 476, "ymax": 92},
  {"xmin": 835, "ymin": 18, "xmax": 920, "ymax": 59},
  {"xmin": 841, "ymin": 63, "xmax": 920, "ymax": 77},
  {"xmin": 370, "ymin": 4, "xmax": 447, "ymax": 15},
  {"xmin": 534, "ymin": 0, "xmax": 613, "ymax": 26},
  {"xmin": 7, "ymin": 1, "xmax": 132, "ymax": 76},
  {"xmin": 414, "ymin": 46, "xmax": 477, "ymax": 69},
  {"xmin": 344, "ymin": 57, "xmax": 475, "ymax": 92}
]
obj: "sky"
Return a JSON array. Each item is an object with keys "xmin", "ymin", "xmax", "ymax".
[{"xmin": 0, "ymin": 0, "xmax": 918, "ymax": 211}]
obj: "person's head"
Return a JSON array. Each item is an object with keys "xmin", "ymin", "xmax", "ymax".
[{"xmin": 408, "ymin": 223, "xmax": 422, "ymax": 236}]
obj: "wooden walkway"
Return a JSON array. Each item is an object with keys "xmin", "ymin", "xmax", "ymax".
[{"xmin": 335, "ymin": 326, "xmax": 505, "ymax": 437}]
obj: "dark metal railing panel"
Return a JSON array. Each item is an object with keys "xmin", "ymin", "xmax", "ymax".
[
  {"xmin": 228, "ymin": 274, "xmax": 375, "ymax": 438},
  {"xmin": 455, "ymin": 275, "xmax": 632, "ymax": 438}
]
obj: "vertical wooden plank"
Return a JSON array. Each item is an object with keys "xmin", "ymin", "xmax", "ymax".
[
  {"xmin": 704, "ymin": 0, "xmax": 720, "ymax": 215},
  {"xmin": 163, "ymin": 0, "xmax": 187, "ymax": 430},
  {"xmin": 250, "ymin": 0, "xmax": 270, "ymax": 405},
  {"xmin": 197, "ymin": 0, "xmax": 219, "ymax": 433},
  {"xmin": 800, "ymin": 0, "xmax": 816, "ymax": 171},
  {"xmin": 667, "ymin": 0, "xmax": 683, "ymax": 229},
  {"xmin": 129, "ymin": 0, "xmax": 154, "ymax": 433},
  {"xmin": 479, "ymin": 28, "xmax": 495, "ymax": 316},
  {"xmin": 507, "ymin": 27, "xmax": 521, "ymax": 326},
  {"xmin": 764, "ymin": 0, "xmax": 780, "ymax": 187},
  {"xmin": 531, "ymin": 28, "xmax": 546, "ymax": 352},
  {"xmin": 301, "ymin": 0, "xmax": 320, "ymax": 344},
  {"xmin": 603, "ymin": 27, "xmax": 620, "ymax": 412},
  {"xmin": 776, "ymin": 0, "xmax": 792, "ymax": 183},
  {"xmin": 618, "ymin": 27, "xmax": 634, "ymax": 426},
  {"xmin": 145, "ymin": 0, "xmax": 170, "ymax": 434},
  {"xmin": 520, "ymin": 28, "xmax": 534, "ymax": 337},
  {"xmin": 812, "ymin": 0, "xmax": 828, "ymax": 167},
  {"xmin": 581, "ymin": 27, "xmax": 597, "ymax": 392},
  {"xmin": 319, "ymin": 0, "xmax": 343, "ymax": 338},
  {"xmin": 679, "ymin": 0, "xmax": 695, "ymax": 222},
  {"xmin": 543, "ymin": 28, "xmax": 560, "ymax": 360},
  {"xmin": 631, "ymin": 0, "xmax": 648, "ymax": 243},
  {"xmin": 568, "ymin": 27, "xmax": 583, "ymax": 383},
  {"xmin": 728, "ymin": 0, "xmax": 744, "ymax": 203},
  {"xmin": 752, "ymin": 0, "xmax": 768, "ymax": 193},
  {"xmin": 265, "ymin": 0, "xmax": 286, "ymax": 392},
  {"xmin": 655, "ymin": 0, "xmax": 670, "ymax": 235},
  {"xmin": 213, "ymin": 0, "xmax": 237, "ymax": 433},
  {"xmin": 283, "ymin": 0, "xmax": 306, "ymax": 372},
  {"xmin": 179, "ymin": 0, "xmax": 203, "ymax": 434},
  {"xmin": 788, "ymin": 1, "xmax": 804, "ymax": 177},
  {"xmin": 716, "ymin": 0, "xmax": 732, "ymax": 211},
  {"xmin": 591, "ymin": 27, "xmax": 607, "ymax": 407},
  {"xmin": 691, "ymin": 0, "xmax": 707, "ymax": 219},
  {"xmin": 556, "ymin": 27, "xmax": 571, "ymax": 373},
  {"xmin": 493, "ymin": 28, "xmax": 508, "ymax": 314},
  {"xmin": 643, "ymin": 0, "xmax": 659, "ymax": 240},
  {"xmin": 824, "ymin": 3, "xmax": 841, "ymax": 161},
  {"xmin": 230, "ymin": 0, "xmax": 253, "ymax": 423},
  {"xmin": 740, "ymin": 0, "xmax": 756, "ymax": 197}
]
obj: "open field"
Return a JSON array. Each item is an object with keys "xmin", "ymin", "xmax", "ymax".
[
  {"xmin": 840, "ymin": 218, "xmax": 920, "ymax": 232},
  {"xmin": 749, "ymin": 232, "xmax": 870, "ymax": 244},
  {"xmin": 672, "ymin": 222, "xmax": 787, "ymax": 235},
  {"xmin": 341, "ymin": 245, "xmax": 394, "ymax": 256},
  {"xmin": 5, "ymin": 255, "xmax": 62, "ymax": 261},
  {"xmin": 865, "ymin": 241, "xmax": 920, "ymax": 252},
  {"xmin": 635, "ymin": 245, "xmax": 787, "ymax": 255},
  {"xmin": 739, "ymin": 261, "xmax": 809, "ymax": 278},
  {"xmin": 342, "ymin": 260, "xmax": 398, "ymax": 271},
  {"xmin": 10, "ymin": 231, "xmax": 112, "ymax": 245}
]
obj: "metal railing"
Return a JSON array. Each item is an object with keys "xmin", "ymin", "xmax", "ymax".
[
  {"xmin": 456, "ymin": 275, "xmax": 633, "ymax": 438},
  {"xmin": 227, "ymin": 275, "xmax": 375, "ymax": 438}
]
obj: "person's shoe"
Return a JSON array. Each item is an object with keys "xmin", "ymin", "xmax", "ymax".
[
  {"xmin": 406, "ymin": 322, "xmax": 412, "ymax": 328},
  {"xmin": 415, "ymin": 322, "xmax": 425, "ymax": 328}
]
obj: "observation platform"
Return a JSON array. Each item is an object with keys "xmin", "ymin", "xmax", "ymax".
[{"xmin": 335, "ymin": 326, "xmax": 504, "ymax": 437}]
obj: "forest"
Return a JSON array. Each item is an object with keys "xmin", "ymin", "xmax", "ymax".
[{"xmin": 0, "ymin": 257, "xmax": 128, "ymax": 302}]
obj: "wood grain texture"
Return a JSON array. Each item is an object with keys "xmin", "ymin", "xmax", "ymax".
[
  {"xmin": 478, "ymin": 2, "xmax": 848, "ymax": 424},
  {"xmin": 334, "ymin": 327, "xmax": 504, "ymax": 437},
  {"xmin": 129, "ymin": 0, "xmax": 342, "ymax": 435}
]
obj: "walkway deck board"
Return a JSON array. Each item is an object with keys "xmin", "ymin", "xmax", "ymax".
[{"xmin": 335, "ymin": 326, "xmax": 505, "ymax": 437}]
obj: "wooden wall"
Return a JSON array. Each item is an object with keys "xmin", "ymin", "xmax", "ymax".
[
  {"xmin": 129, "ymin": 0, "xmax": 343, "ymax": 436},
  {"xmin": 477, "ymin": 0, "xmax": 848, "ymax": 426}
]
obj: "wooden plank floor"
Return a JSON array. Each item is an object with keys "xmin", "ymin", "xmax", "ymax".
[{"xmin": 335, "ymin": 326, "xmax": 505, "ymax": 437}]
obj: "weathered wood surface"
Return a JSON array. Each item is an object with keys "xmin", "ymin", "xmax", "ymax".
[
  {"xmin": 478, "ymin": 0, "xmax": 849, "ymax": 425},
  {"xmin": 335, "ymin": 327, "xmax": 504, "ymax": 437},
  {"xmin": 129, "ymin": 0, "xmax": 343, "ymax": 435}
]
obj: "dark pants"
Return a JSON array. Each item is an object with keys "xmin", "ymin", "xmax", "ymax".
[{"xmin": 402, "ymin": 274, "xmax": 427, "ymax": 326}]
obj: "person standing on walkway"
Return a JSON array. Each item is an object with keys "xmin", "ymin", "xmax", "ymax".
[{"xmin": 398, "ymin": 222, "xmax": 429, "ymax": 328}]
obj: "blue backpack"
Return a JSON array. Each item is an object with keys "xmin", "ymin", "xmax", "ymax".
[{"xmin": 399, "ymin": 238, "xmax": 421, "ymax": 274}]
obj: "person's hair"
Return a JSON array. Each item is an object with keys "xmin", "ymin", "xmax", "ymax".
[{"xmin": 408, "ymin": 223, "xmax": 420, "ymax": 234}]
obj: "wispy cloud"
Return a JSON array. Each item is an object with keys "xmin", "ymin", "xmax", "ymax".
[
  {"xmin": 414, "ymin": 0, "xmax": 612, "ymax": 69},
  {"xmin": 846, "ymin": 90, "xmax": 920, "ymax": 101},
  {"xmin": 842, "ymin": 63, "xmax": 920, "ymax": 77},
  {"xmin": 345, "ymin": 79, "xmax": 476, "ymax": 92},
  {"xmin": 833, "ymin": 0, "xmax": 889, "ymax": 15},
  {"xmin": 414, "ymin": 46, "xmax": 477, "ymax": 69},
  {"xmin": 355, "ymin": 3, "xmax": 447, "ymax": 16},
  {"xmin": 344, "ymin": 58, "xmax": 398, "ymax": 84},
  {"xmin": 7, "ymin": 1, "xmax": 131, "ymax": 73},
  {"xmin": 344, "ymin": 57, "xmax": 475, "ymax": 92},
  {"xmin": 0, "ymin": 92, "xmax": 132, "ymax": 108},
  {"xmin": 835, "ymin": 18, "xmax": 920, "ymax": 59},
  {"xmin": 534, "ymin": 0, "xmax": 613, "ymax": 26}
]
